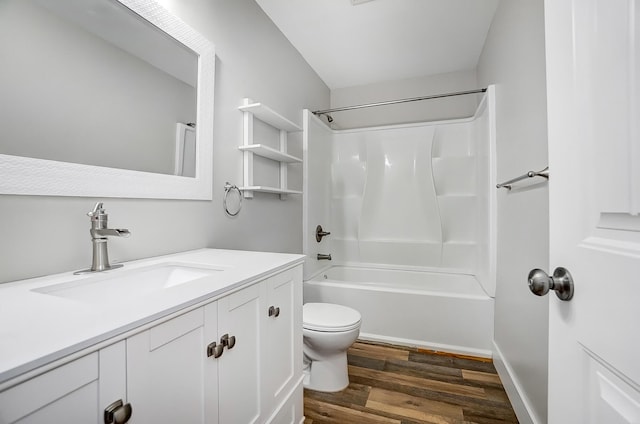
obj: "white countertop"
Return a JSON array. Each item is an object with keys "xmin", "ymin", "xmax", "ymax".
[{"xmin": 0, "ymin": 248, "xmax": 304, "ymax": 385}]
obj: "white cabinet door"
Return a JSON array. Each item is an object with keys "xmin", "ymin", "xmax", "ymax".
[
  {"xmin": 126, "ymin": 307, "xmax": 218, "ymax": 423},
  {"xmin": 217, "ymin": 283, "xmax": 263, "ymax": 424},
  {"xmin": 262, "ymin": 267, "xmax": 303, "ymax": 416},
  {"xmin": 0, "ymin": 353, "xmax": 99, "ymax": 424}
]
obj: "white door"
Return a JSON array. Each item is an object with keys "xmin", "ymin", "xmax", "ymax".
[{"xmin": 545, "ymin": 0, "xmax": 640, "ymax": 422}]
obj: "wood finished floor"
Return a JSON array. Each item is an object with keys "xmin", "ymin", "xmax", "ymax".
[{"xmin": 304, "ymin": 342, "xmax": 519, "ymax": 424}]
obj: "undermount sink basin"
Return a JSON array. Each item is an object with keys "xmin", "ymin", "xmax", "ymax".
[{"xmin": 33, "ymin": 264, "xmax": 224, "ymax": 304}]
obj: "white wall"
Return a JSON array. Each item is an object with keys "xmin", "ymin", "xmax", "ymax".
[
  {"xmin": 476, "ymin": 0, "xmax": 549, "ymax": 423},
  {"xmin": 0, "ymin": 0, "xmax": 329, "ymax": 284},
  {"xmin": 329, "ymin": 70, "xmax": 480, "ymax": 129}
]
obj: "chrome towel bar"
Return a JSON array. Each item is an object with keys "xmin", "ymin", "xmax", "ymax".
[{"xmin": 496, "ymin": 166, "xmax": 549, "ymax": 190}]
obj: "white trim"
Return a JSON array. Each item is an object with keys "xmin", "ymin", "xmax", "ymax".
[
  {"xmin": 0, "ymin": 0, "xmax": 215, "ymax": 200},
  {"xmin": 492, "ymin": 341, "xmax": 540, "ymax": 424}
]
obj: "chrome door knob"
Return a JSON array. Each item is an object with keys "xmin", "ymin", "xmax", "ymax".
[{"xmin": 528, "ymin": 267, "xmax": 574, "ymax": 301}]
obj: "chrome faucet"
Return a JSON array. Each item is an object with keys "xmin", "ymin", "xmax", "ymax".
[
  {"xmin": 75, "ymin": 202, "xmax": 130, "ymax": 274},
  {"xmin": 317, "ymin": 253, "xmax": 332, "ymax": 261}
]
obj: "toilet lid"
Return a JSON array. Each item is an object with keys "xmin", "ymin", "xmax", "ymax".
[{"xmin": 303, "ymin": 303, "xmax": 361, "ymax": 332}]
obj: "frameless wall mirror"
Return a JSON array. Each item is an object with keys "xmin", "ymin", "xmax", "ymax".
[{"xmin": 0, "ymin": 0, "xmax": 215, "ymax": 199}]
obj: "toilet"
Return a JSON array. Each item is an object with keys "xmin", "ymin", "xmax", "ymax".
[{"xmin": 302, "ymin": 302, "xmax": 362, "ymax": 392}]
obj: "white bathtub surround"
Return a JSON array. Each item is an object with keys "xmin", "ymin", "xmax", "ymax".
[
  {"xmin": 303, "ymin": 87, "xmax": 496, "ymax": 295},
  {"xmin": 302, "ymin": 88, "xmax": 496, "ymax": 357},
  {"xmin": 304, "ymin": 266, "xmax": 494, "ymax": 357}
]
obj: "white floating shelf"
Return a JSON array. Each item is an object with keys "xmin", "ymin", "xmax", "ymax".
[
  {"xmin": 239, "ymin": 99, "xmax": 302, "ymax": 200},
  {"xmin": 238, "ymin": 144, "xmax": 302, "ymax": 163},
  {"xmin": 238, "ymin": 102, "xmax": 301, "ymax": 132},
  {"xmin": 239, "ymin": 186, "xmax": 302, "ymax": 195}
]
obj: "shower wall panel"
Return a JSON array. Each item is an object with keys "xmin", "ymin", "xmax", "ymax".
[
  {"xmin": 330, "ymin": 120, "xmax": 481, "ymax": 272},
  {"xmin": 332, "ymin": 126, "xmax": 443, "ymax": 267},
  {"xmin": 431, "ymin": 123, "xmax": 478, "ymax": 271}
]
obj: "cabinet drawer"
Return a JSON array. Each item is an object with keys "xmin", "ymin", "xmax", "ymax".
[{"xmin": 0, "ymin": 353, "xmax": 99, "ymax": 424}]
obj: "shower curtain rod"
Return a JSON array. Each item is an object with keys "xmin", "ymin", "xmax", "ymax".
[{"xmin": 312, "ymin": 88, "xmax": 487, "ymax": 116}]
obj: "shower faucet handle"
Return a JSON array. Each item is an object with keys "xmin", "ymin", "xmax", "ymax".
[{"xmin": 316, "ymin": 225, "xmax": 331, "ymax": 242}]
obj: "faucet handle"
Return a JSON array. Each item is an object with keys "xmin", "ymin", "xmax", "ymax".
[{"xmin": 87, "ymin": 202, "xmax": 105, "ymax": 219}]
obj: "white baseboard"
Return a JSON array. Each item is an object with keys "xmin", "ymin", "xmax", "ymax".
[{"xmin": 492, "ymin": 341, "xmax": 543, "ymax": 424}]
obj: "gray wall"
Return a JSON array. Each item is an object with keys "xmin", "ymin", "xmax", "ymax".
[
  {"xmin": 477, "ymin": 0, "xmax": 549, "ymax": 422},
  {"xmin": 0, "ymin": 0, "xmax": 329, "ymax": 284}
]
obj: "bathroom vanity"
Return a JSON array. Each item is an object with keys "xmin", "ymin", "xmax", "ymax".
[{"xmin": 0, "ymin": 249, "xmax": 304, "ymax": 424}]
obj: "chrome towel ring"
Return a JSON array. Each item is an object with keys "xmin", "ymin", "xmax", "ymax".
[{"xmin": 223, "ymin": 182, "xmax": 242, "ymax": 217}]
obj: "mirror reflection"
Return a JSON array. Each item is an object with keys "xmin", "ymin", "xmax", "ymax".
[{"xmin": 0, "ymin": 0, "xmax": 199, "ymax": 177}]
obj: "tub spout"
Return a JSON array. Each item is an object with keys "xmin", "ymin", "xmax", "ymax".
[{"xmin": 317, "ymin": 253, "xmax": 332, "ymax": 261}]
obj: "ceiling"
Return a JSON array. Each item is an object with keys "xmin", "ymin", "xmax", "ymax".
[{"xmin": 255, "ymin": 0, "xmax": 500, "ymax": 90}]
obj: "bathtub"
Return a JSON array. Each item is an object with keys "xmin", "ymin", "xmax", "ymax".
[{"xmin": 303, "ymin": 266, "xmax": 494, "ymax": 358}]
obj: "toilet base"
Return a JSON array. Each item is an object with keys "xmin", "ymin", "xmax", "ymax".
[{"xmin": 302, "ymin": 351, "xmax": 349, "ymax": 392}]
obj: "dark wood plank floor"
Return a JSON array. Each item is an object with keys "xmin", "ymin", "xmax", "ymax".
[{"xmin": 304, "ymin": 341, "xmax": 519, "ymax": 424}]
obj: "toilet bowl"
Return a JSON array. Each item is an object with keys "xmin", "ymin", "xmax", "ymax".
[{"xmin": 302, "ymin": 302, "xmax": 361, "ymax": 392}]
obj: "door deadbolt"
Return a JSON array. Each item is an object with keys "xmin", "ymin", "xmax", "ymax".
[{"xmin": 528, "ymin": 267, "xmax": 574, "ymax": 301}]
